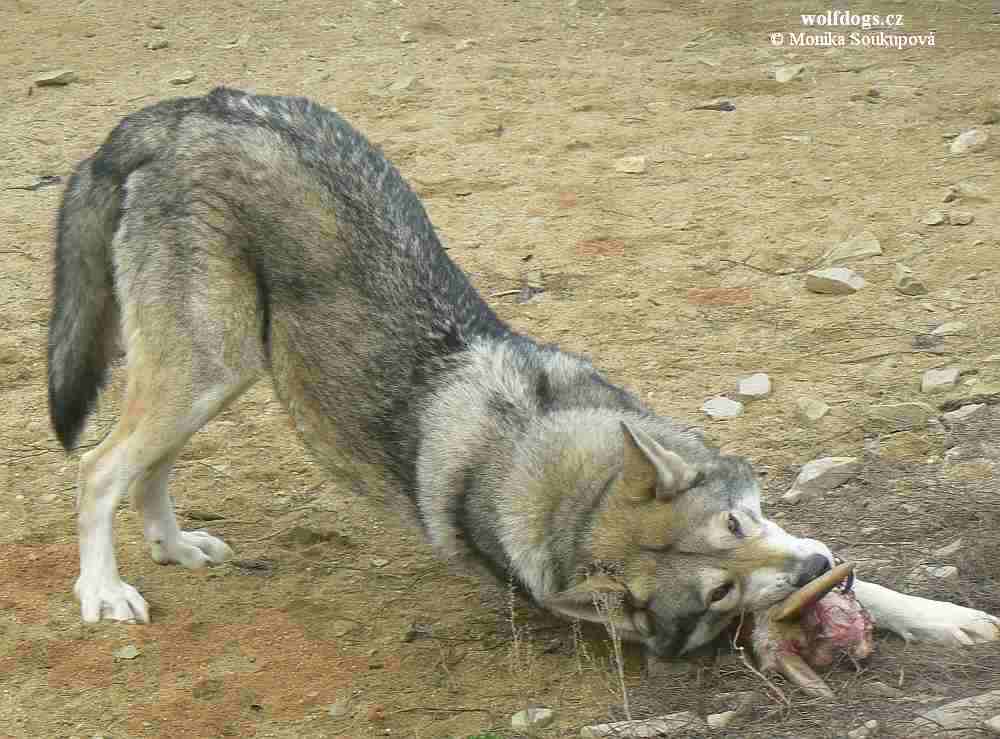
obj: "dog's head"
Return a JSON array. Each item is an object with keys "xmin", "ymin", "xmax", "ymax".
[{"xmin": 544, "ymin": 421, "xmax": 833, "ymax": 657}]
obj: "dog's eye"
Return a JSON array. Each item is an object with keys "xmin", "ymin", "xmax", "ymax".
[
  {"xmin": 727, "ymin": 514, "xmax": 742, "ymax": 537},
  {"xmin": 709, "ymin": 582, "xmax": 734, "ymax": 603}
]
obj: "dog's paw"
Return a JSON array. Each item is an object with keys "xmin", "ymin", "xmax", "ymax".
[
  {"xmin": 897, "ymin": 600, "xmax": 1000, "ymax": 646},
  {"xmin": 150, "ymin": 530, "xmax": 233, "ymax": 569},
  {"xmin": 75, "ymin": 576, "xmax": 150, "ymax": 624}
]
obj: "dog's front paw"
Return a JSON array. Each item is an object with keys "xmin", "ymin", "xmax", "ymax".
[
  {"xmin": 149, "ymin": 530, "xmax": 233, "ymax": 568},
  {"xmin": 74, "ymin": 575, "xmax": 150, "ymax": 624},
  {"xmin": 897, "ymin": 601, "xmax": 1000, "ymax": 646}
]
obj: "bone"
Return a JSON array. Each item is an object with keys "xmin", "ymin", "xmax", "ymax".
[
  {"xmin": 776, "ymin": 652, "xmax": 835, "ymax": 699},
  {"xmin": 774, "ymin": 562, "xmax": 855, "ymax": 622}
]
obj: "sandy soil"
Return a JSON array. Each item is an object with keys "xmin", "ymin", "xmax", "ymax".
[{"xmin": 2, "ymin": 1, "xmax": 999, "ymax": 737}]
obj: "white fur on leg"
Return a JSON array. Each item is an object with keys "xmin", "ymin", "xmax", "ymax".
[
  {"xmin": 75, "ymin": 447, "xmax": 150, "ymax": 624},
  {"xmin": 854, "ymin": 579, "xmax": 1000, "ymax": 646}
]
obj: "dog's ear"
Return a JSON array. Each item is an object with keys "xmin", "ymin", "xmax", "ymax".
[
  {"xmin": 543, "ymin": 575, "xmax": 639, "ymax": 629},
  {"xmin": 620, "ymin": 421, "xmax": 700, "ymax": 502}
]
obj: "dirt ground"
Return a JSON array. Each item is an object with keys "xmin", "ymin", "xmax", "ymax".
[{"xmin": 2, "ymin": 1, "xmax": 1000, "ymax": 737}]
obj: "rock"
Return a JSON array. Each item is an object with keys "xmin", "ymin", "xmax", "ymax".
[
  {"xmin": 922, "ymin": 210, "xmax": 946, "ymax": 225},
  {"xmin": 146, "ymin": 38, "xmax": 169, "ymax": 50},
  {"xmin": 702, "ymin": 396, "xmax": 743, "ymax": 419},
  {"xmin": 402, "ymin": 622, "xmax": 433, "ymax": 642},
  {"xmin": 984, "ymin": 715, "xmax": 1000, "ymax": 736},
  {"xmin": 454, "ymin": 38, "xmax": 477, "ymax": 51},
  {"xmin": 823, "ymin": 231, "xmax": 882, "ymax": 264},
  {"xmin": 148, "ymin": 19, "xmax": 165, "ymax": 29},
  {"xmin": 370, "ymin": 557, "xmax": 389, "ymax": 568},
  {"xmin": 932, "ymin": 539, "xmax": 963, "ymax": 558},
  {"xmin": 167, "ymin": 70, "xmax": 197, "ymax": 85},
  {"xmin": 950, "ymin": 129, "xmax": 989, "ymax": 154},
  {"xmin": 937, "ymin": 382, "xmax": 1000, "ymax": 411},
  {"xmin": 512, "ymin": 707, "xmax": 555, "ymax": 730},
  {"xmin": 707, "ymin": 711, "xmax": 737, "ymax": 729},
  {"xmin": 805, "ymin": 267, "xmax": 865, "ymax": 295},
  {"xmin": 915, "ymin": 690, "xmax": 1000, "ymax": 733},
  {"xmin": 866, "ymin": 402, "xmax": 936, "ymax": 432},
  {"xmin": 942, "ymin": 403, "xmax": 986, "ymax": 425},
  {"xmin": 783, "ymin": 456, "xmax": 860, "ymax": 503},
  {"xmin": 35, "ymin": 70, "xmax": 78, "ymax": 86},
  {"xmin": 114, "ymin": 644, "xmax": 140, "ymax": 660},
  {"xmin": 797, "ymin": 397, "xmax": 830, "ymax": 425},
  {"xmin": 775, "ymin": 64, "xmax": 805, "ymax": 82},
  {"xmin": 917, "ymin": 564, "xmax": 959, "ymax": 581},
  {"xmin": 931, "ymin": 321, "xmax": 968, "ymax": 336},
  {"xmin": 399, "ymin": 31, "xmax": 415, "ymax": 43},
  {"xmin": 894, "ymin": 264, "xmax": 928, "ymax": 295},
  {"xmin": 949, "ymin": 210, "xmax": 974, "ymax": 225},
  {"xmin": 921, "ymin": 367, "xmax": 960, "ymax": 394},
  {"xmin": 878, "ymin": 431, "xmax": 932, "ymax": 462},
  {"xmin": 615, "ymin": 156, "xmax": 647, "ymax": 174},
  {"xmin": 580, "ymin": 711, "xmax": 703, "ymax": 738},
  {"xmin": 736, "ymin": 373, "xmax": 771, "ymax": 400},
  {"xmin": 331, "ymin": 619, "xmax": 359, "ymax": 637}
]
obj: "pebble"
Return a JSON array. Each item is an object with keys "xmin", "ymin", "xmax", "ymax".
[
  {"xmin": 846, "ymin": 719, "xmax": 879, "ymax": 739},
  {"xmin": 918, "ymin": 564, "xmax": 959, "ymax": 581},
  {"xmin": 866, "ymin": 402, "xmax": 936, "ymax": 432},
  {"xmin": 805, "ymin": 267, "xmax": 865, "ymax": 294},
  {"xmin": 932, "ymin": 538, "xmax": 963, "ymax": 558},
  {"xmin": 370, "ymin": 557, "xmax": 389, "ymax": 568},
  {"xmin": 167, "ymin": 70, "xmax": 197, "ymax": 85},
  {"xmin": 921, "ymin": 367, "xmax": 960, "ymax": 394},
  {"xmin": 894, "ymin": 264, "xmax": 927, "ymax": 296},
  {"xmin": 614, "ymin": 156, "xmax": 647, "ymax": 174},
  {"xmin": 783, "ymin": 456, "xmax": 860, "ymax": 503},
  {"xmin": 942, "ymin": 403, "xmax": 986, "ymax": 425},
  {"xmin": 797, "ymin": 397, "xmax": 830, "ymax": 424},
  {"xmin": 823, "ymin": 231, "xmax": 882, "ymax": 264},
  {"xmin": 580, "ymin": 711, "xmax": 703, "ymax": 738},
  {"xmin": 148, "ymin": 19, "xmax": 165, "ymax": 29},
  {"xmin": 931, "ymin": 321, "xmax": 968, "ymax": 336},
  {"xmin": 949, "ymin": 129, "xmax": 989, "ymax": 154},
  {"xmin": 775, "ymin": 64, "xmax": 805, "ymax": 82},
  {"xmin": 949, "ymin": 210, "xmax": 974, "ymax": 225},
  {"xmin": 114, "ymin": 644, "xmax": 140, "ymax": 660},
  {"xmin": 922, "ymin": 210, "xmax": 946, "ymax": 226},
  {"xmin": 146, "ymin": 38, "xmax": 169, "ymax": 50},
  {"xmin": 736, "ymin": 373, "xmax": 771, "ymax": 400},
  {"xmin": 35, "ymin": 70, "xmax": 78, "ymax": 86},
  {"xmin": 399, "ymin": 31, "xmax": 415, "ymax": 43},
  {"xmin": 706, "ymin": 711, "xmax": 737, "ymax": 729},
  {"xmin": 702, "ymin": 396, "xmax": 743, "ymax": 419},
  {"xmin": 454, "ymin": 38, "xmax": 477, "ymax": 51},
  {"xmin": 512, "ymin": 707, "xmax": 555, "ymax": 730}
]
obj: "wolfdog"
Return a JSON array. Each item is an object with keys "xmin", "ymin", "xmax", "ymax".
[{"xmin": 48, "ymin": 87, "xmax": 998, "ymax": 655}]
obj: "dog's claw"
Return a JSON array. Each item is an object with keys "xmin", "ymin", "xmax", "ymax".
[
  {"xmin": 75, "ymin": 577, "xmax": 150, "ymax": 624},
  {"xmin": 149, "ymin": 530, "xmax": 233, "ymax": 569}
]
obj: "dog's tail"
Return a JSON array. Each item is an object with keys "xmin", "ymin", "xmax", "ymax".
[{"xmin": 47, "ymin": 155, "xmax": 124, "ymax": 451}]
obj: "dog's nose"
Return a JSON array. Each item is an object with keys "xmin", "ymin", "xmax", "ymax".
[{"xmin": 794, "ymin": 553, "xmax": 831, "ymax": 588}]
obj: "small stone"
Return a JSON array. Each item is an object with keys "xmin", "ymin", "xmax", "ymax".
[
  {"xmin": 932, "ymin": 539, "xmax": 963, "ymax": 558},
  {"xmin": 918, "ymin": 564, "xmax": 959, "ymax": 581},
  {"xmin": 511, "ymin": 707, "xmax": 555, "ymax": 730},
  {"xmin": 580, "ymin": 711, "xmax": 703, "ymax": 738},
  {"xmin": 114, "ymin": 644, "xmax": 140, "ymax": 660},
  {"xmin": 949, "ymin": 210, "xmax": 974, "ymax": 225},
  {"xmin": 783, "ymin": 456, "xmax": 861, "ymax": 503},
  {"xmin": 706, "ymin": 711, "xmax": 737, "ymax": 729},
  {"xmin": 894, "ymin": 264, "xmax": 927, "ymax": 296},
  {"xmin": 146, "ymin": 38, "xmax": 169, "ymax": 50},
  {"xmin": 775, "ymin": 64, "xmax": 805, "ymax": 82},
  {"xmin": 370, "ymin": 557, "xmax": 389, "ymax": 568},
  {"xmin": 615, "ymin": 156, "xmax": 647, "ymax": 174},
  {"xmin": 984, "ymin": 715, "xmax": 1000, "ymax": 736},
  {"xmin": 702, "ymin": 396, "xmax": 743, "ymax": 419},
  {"xmin": 823, "ymin": 231, "xmax": 882, "ymax": 264},
  {"xmin": 736, "ymin": 373, "xmax": 771, "ymax": 400},
  {"xmin": 922, "ymin": 210, "xmax": 946, "ymax": 225},
  {"xmin": 148, "ymin": 19, "xmax": 165, "ymax": 29},
  {"xmin": 399, "ymin": 31, "xmax": 415, "ymax": 43},
  {"xmin": 942, "ymin": 403, "xmax": 986, "ymax": 425},
  {"xmin": 867, "ymin": 402, "xmax": 936, "ymax": 432},
  {"xmin": 454, "ymin": 38, "xmax": 477, "ymax": 51},
  {"xmin": 167, "ymin": 70, "xmax": 197, "ymax": 85},
  {"xmin": 921, "ymin": 367, "xmax": 960, "ymax": 394},
  {"xmin": 950, "ymin": 129, "xmax": 989, "ymax": 154},
  {"xmin": 35, "ymin": 70, "xmax": 78, "ymax": 86},
  {"xmin": 328, "ymin": 696, "xmax": 353, "ymax": 719},
  {"xmin": 846, "ymin": 721, "xmax": 877, "ymax": 739},
  {"xmin": 931, "ymin": 321, "xmax": 968, "ymax": 336},
  {"xmin": 805, "ymin": 267, "xmax": 865, "ymax": 294},
  {"xmin": 796, "ymin": 397, "xmax": 830, "ymax": 425}
]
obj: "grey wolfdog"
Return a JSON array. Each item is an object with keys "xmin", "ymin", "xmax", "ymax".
[{"xmin": 48, "ymin": 87, "xmax": 998, "ymax": 656}]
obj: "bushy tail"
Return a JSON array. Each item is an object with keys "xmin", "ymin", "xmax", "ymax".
[{"xmin": 47, "ymin": 158, "xmax": 122, "ymax": 450}]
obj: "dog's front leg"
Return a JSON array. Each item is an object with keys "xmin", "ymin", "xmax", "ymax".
[{"xmin": 853, "ymin": 579, "xmax": 1000, "ymax": 646}]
